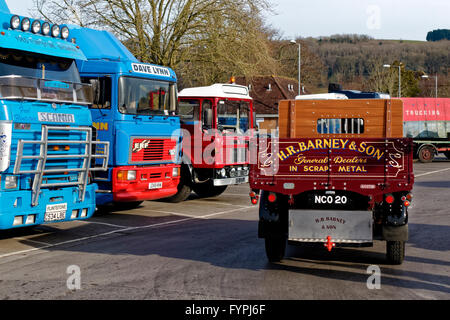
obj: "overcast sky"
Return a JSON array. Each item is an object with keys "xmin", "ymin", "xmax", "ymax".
[{"xmin": 6, "ymin": 0, "xmax": 450, "ymax": 41}]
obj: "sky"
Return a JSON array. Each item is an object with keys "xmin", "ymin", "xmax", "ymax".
[{"xmin": 5, "ymin": 0, "xmax": 450, "ymax": 41}]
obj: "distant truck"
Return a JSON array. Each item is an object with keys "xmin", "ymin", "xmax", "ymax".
[
  {"xmin": 168, "ymin": 82, "xmax": 255, "ymax": 202},
  {"xmin": 68, "ymin": 27, "xmax": 182, "ymax": 208},
  {"xmin": 329, "ymin": 84, "xmax": 450, "ymax": 162},
  {"xmin": 0, "ymin": 3, "xmax": 108, "ymax": 229},
  {"xmin": 249, "ymin": 98, "xmax": 414, "ymax": 264},
  {"xmin": 401, "ymin": 98, "xmax": 450, "ymax": 162}
]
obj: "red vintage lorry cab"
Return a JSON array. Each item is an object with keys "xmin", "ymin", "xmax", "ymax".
[
  {"xmin": 249, "ymin": 98, "xmax": 414, "ymax": 264},
  {"xmin": 167, "ymin": 82, "xmax": 255, "ymax": 202}
]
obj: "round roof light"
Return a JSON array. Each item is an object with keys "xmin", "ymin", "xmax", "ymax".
[
  {"xmin": 42, "ymin": 22, "xmax": 50, "ymax": 35},
  {"xmin": 21, "ymin": 18, "xmax": 31, "ymax": 31},
  {"xmin": 51, "ymin": 24, "xmax": 60, "ymax": 38},
  {"xmin": 31, "ymin": 20, "xmax": 41, "ymax": 34},
  {"xmin": 60, "ymin": 26, "xmax": 69, "ymax": 39},
  {"xmin": 10, "ymin": 15, "xmax": 20, "ymax": 30}
]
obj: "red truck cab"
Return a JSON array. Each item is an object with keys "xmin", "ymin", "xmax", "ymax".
[{"xmin": 167, "ymin": 83, "xmax": 255, "ymax": 202}]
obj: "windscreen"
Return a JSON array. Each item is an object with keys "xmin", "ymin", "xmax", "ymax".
[
  {"xmin": 217, "ymin": 100, "xmax": 250, "ymax": 133},
  {"xmin": 118, "ymin": 77, "xmax": 177, "ymax": 115}
]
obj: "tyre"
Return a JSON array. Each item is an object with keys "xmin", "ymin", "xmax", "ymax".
[
  {"xmin": 418, "ymin": 146, "xmax": 435, "ymax": 163},
  {"xmin": 192, "ymin": 180, "xmax": 227, "ymax": 198},
  {"xmin": 264, "ymin": 235, "xmax": 286, "ymax": 262},
  {"xmin": 164, "ymin": 181, "xmax": 192, "ymax": 203},
  {"xmin": 386, "ymin": 241, "xmax": 405, "ymax": 265}
]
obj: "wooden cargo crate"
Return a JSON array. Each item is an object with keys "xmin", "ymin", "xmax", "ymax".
[{"xmin": 278, "ymin": 99, "xmax": 403, "ymax": 138}]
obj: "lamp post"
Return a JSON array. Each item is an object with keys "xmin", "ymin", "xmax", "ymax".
[
  {"xmin": 383, "ymin": 64, "xmax": 402, "ymax": 97},
  {"xmin": 290, "ymin": 39, "xmax": 301, "ymax": 95},
  {"xmin": 421, "ymin": 74, "xmax": 438, "ymax": 98}
]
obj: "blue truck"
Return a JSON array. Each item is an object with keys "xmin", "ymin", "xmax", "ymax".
[
  {"xmin": 0, "ymin": 2, "xmax": 109, "ymax": 229},
  {"xmin": 68, "ymin": 27, "xmax": 181, "ymax": 208}
]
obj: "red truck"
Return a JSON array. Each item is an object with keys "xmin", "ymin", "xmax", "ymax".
[
  {"xmin": 249, "ymin": 98, "xmax": 414, "ymax": 264},
  {"xmin": 401, "ymin": 98, "xmax": 450, "ymax": 162},
  {"xmin": 167, "ymin": 82, "xmax": 255, "ymax": 202}
]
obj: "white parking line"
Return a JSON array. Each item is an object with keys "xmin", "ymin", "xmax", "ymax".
[{"xmin": 415, "ymin": 167, "xmax": 450, "ymax": 178}]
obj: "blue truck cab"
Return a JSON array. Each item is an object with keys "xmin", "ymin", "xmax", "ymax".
[
  {"xmin": 68, "ymin": 27, "xmax": 181, "ymax": 207},
  {"xmin": 0, "ymin": 3, "xmax": 109, "ymax": 229}
]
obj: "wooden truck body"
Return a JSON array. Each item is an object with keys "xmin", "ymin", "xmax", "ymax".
[{"xmin": 249, "ymin": 99, "xmax": 414, "ymax": 264}]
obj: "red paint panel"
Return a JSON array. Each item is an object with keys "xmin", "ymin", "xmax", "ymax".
[{"xmin": 401, "ymin": 98, "xmax": 450, "ymax": 121}]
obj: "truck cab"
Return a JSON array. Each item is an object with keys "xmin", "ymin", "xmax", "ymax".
[
  {"xmin": 0, "ymin": 5, "xmax": 108, "ymax": 229},
  {"xmin": 168, "ymin": 83, "xmax": 255, "ymax": 202},
  {"xmin": 69, "ymin": 27, "xmax": 181, "ymax": 208}
]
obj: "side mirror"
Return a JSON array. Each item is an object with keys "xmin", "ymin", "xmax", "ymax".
[
  {"xmin": 203, "ymin": 109, "xmax": 213, "ymax": 128},
  {"xmin": 89, "ymin": 79, "xmax": 101, "ymax": 105}
]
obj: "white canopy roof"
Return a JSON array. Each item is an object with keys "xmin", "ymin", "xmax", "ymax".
[{"xmin": 179, "ymin": 83, "xmax": 252, "ymax": 100}]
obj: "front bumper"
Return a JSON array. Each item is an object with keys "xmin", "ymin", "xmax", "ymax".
[
  {"xmin": 112, "ymin": 165, "xmax": 180, "ymax": 202},
  {"xmin": 0, "ymin": 184, "xmax": 97, "ymax": 230},
  {"xmin": 213, "ymin": 176, "xmax": 248, "ymax": 186}
]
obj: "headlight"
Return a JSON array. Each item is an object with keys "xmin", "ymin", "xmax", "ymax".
[
  {"xmin": 172, "ymin": 167, "xmax": 180, "ymax": 177},
  {"xmin": 10, "ymin": 15, "xmax": 20, "ymax": 29},
  {"xmin": 21, "ymin": 18, "xmax": 30, "ymax": 31},
  {"xmin": 230, "ymin": 167, "xmax": 236, "ymax": 178},
  {"xmin": 31, "ymin": 20, "xmax": 41, "ymax": 34},
  {"xmin": 42, "ymin": 22, "xmax": 50, "ymax": 35},
  {"xmin": 61, "ymin": 26, "xmax": 69, "ymax": 39},
  {"xmin": 51, "ymin": 24, "xmax": 60, "ymax": 37},
  {"xmin": 220, "ymin": 168, "xmax": 226, "ymax": 177},
  {"xmin": 5, "ymin": 175, "xmax": 17, "ymax": 189},
  {"xmin": 127, "ymin": 170, "xmax": 136, "ymax": 181}
]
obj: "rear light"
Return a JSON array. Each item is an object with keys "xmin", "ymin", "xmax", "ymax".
[
  {"xmin": 249, "ymin": 191, "xmax": 256, "ymax": 198},
  {"xmin": 406, "ymin": 193, "xmax": 413, "ymax": 201},
  {"xmin": 251, "ymin": 198, "xmax": 258, "ymax": 205},
  {"xmin": 385, "ymin": 194, "xmax": 395, "ymax": 204},
  {"xmin": 268, "ymin": 193, "xmax": 277, "ymax": 203},
  {"xmin": 403, "ymin": 200, "xmax": 410, "ymax": 207}
]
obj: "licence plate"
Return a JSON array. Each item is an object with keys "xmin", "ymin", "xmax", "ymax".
[
  {"xmin": 44, "ymin": 203, "xmax": 67, "ymax": 222},
  {"xmin": 149, "ymin": 182, "xmax": 163, "ymax": 190},
  {"xmin": 313, "ymin": 194, "xmax": 348, "ymax": 205}
]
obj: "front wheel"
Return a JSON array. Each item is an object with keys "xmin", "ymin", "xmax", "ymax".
[
  {"xmin": 265, "ymin": 235, "xmax": 286, "ymax": 262},
  {"xmin": 386, "ymin": 241, "xmax": 405, "ymax": 265},
  {"xmin": 418, "ymin": 146, "xmax": 435, "ymax": 163},
  {"xmin": 164, "ymin": 181, "xmax": 192, "ymax": 203}
]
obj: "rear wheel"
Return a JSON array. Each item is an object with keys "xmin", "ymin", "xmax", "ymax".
[
  {"xmin": 265, "ymin": 235, "xmax": 286, "ymax": 262},
  {"xmin": 192, "ymin": 180, "xmax": 227, "ymax": 198},
  {"xmin": 418, "ymin": 146, "xmax": 435, "ymax": 163},
  {"xmin": 386, "ymin": 241, "xmax": 405, "ymax": 265}
]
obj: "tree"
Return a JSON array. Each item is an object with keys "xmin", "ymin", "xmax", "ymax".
[{"xmin": 426, "ymin": 29, "xmax": 450, "ymax": 42}]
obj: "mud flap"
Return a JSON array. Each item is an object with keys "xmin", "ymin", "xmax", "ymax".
[{"xmin": 382, "ymin": 224, "xmax": 408, "ymax": 241}]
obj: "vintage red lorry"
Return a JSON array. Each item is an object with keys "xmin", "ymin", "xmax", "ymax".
[
  {"xmin": 249, "ymin": 98, "xmax": 414, "ymax": 264},
  {"xmin": 167, "ymin": 82, "xmax": 255, "ymax": 202}
]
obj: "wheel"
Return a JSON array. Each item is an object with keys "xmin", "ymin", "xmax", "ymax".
[
  {"xmin": 192, "ymin": 180, "xmax": 227, "ymax": 198},
  {"xmin": 164, "ymin": 181, "xmax": 192, "ymax": 203},
  {"xmin": 264, "ymin": 235, "xmax": 286, "ymax": 262},
  {"xmin": 418, "ymin": 146, "xmax": 435, "ymax": 163},
  {"xmin": 386, "ymin": 241, "xmax": 405, "ymax": 265},
  {"xmin": 113, "ymin": 201, "xmax": 143, "ymax": 210}
]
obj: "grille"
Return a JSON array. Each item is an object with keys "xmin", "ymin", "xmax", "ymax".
[{"xmin": 131, "ymin": 138, "xmax": 177, "ymax": 163}]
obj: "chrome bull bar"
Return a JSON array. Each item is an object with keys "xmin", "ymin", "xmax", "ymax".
[{"xmin": 13, "ymin": 125, "xmax": 109, "ymax": 206}]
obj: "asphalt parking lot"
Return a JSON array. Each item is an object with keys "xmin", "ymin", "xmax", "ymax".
[{"xmin": 0, "ymin": 155, "xmax": 449, "ymax": 300}]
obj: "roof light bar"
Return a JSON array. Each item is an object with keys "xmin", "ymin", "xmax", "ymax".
[
  {"xmin": 10, "ymin": 15, "xmax": 20, "ymax": 30},
  {"xmin": 31, "ymin": 20, "xmax": 41, "ymax": 34},
  {"xmin": 51, "ymin": 24, "xmax": 60, "ymax": 38},
  {"xmin": 21, "ymin": 18, "xmax": 31, "ymax": 31},
  {"xmin": 42, "ymin": 22, "xmax": 51, "ymax": 36},
  {"xmin": 60, "ymin": 26, "xmax": 69, "ymax": 39}
]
